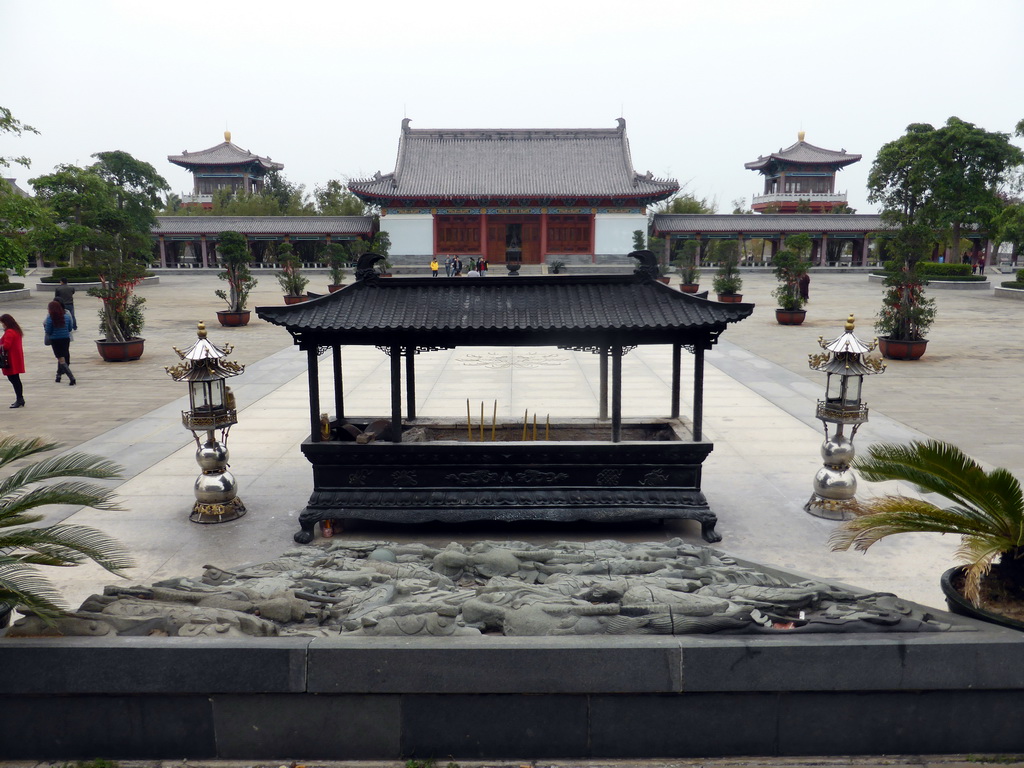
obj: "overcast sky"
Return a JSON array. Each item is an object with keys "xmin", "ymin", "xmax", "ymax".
[{"xmin": 4, "ymin": 0, "xmax": 1023, "ymax": 214}]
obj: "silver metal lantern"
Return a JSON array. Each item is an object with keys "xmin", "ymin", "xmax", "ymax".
[
  {"xmin": 166, "ymin": 322, "xmax": 246, "ymax": 523},
  {"xmin": 805, "ymin": 314, "xmax": 885, "ymax": 519}
]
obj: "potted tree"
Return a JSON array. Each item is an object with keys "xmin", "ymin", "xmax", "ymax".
[
  {"xmin": 875, "ymin": 225, "xmax": 936, "ymax": 360},
  {"xmin": 326, "ymin": 243, "xmax": 348, "ymax": 292},
  {"xmin": 712, "ymin": 251, "xmax": 743, "ymax": 302},
  {"xmin": 674, "ymin": 244, "xmax": 701, "ymax": 293},
  {"xmin": 831, "ymin": 439, "xmax": 1024, "ymax": 630},
  {"xmin": 772, "ymin": 247, "xmax": 809, "ymax": 325},
  {"xmin": 277, "ymin": 242, "xmax": 309, "ymax": 304},
  {"xmin": 0, "ymin": 434, "xmax": 133, "ymax": 628},
  {"xmin": 214, "ymin": 230, "xmax": 257, "ymax": 326},
  {"xmin": 87, "ymin": 251, "xmax": 147, "ymax": 361}
]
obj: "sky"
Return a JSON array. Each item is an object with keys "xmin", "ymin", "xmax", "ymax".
[{"xmin": 3, "ymin": 0, "xmax": 1023, "ymax": 214}]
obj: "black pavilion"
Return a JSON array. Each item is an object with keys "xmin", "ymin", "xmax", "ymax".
[{"xmin": 256, "ymin": 253, "xmax": 753, "ymax": 544}]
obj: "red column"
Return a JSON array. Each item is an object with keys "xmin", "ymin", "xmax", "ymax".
[
  {"xmin": 200, "ymin": 235, "xmax": 209, "ymax": 268},
  {"xmin": 159, "ymin": 236, "xmax": 167, "ymax": 268},
  {"xmin": 589, "ymin": 214, "xmax": 596, "ymax": 263},
  {"xmin": 540, "ymin": 212, "xmax": 548, "ymax": 260},
  {"xmin": 480, "ymin": 211, "xmax": 488, "ymax": 258}
]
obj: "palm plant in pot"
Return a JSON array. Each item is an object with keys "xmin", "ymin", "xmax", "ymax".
[
  {"xmin": 831, "ymin": 439, "xmax": 1024, "ymax": 630},
  {"xmin": 277, "ymin": 242, "xmax": 309, "ymax": 304},
  {"xmin": 875, "ymin": 225, "xmax": 936, "ymax": 360},
  {"xmin": 712, "ymin": 251, "xmax": 743, "ymax": 302},
  {"xmin": 772, "ymin": 243, "xmax": 810, "ymax": 325},
  {"xmin": 326, "ymin": 243, "xmax": 348, "ymax": 292},
  {"xmin": 214, "ymin": 230, "xmax": 257, "ymax": 326},
  {"xmin": 0, "ymin": 435, "xmax": 133, "ymax": 629},
  {"xmin": 86, "ymin": 250, "xmax": 147, "ymax": 361}
]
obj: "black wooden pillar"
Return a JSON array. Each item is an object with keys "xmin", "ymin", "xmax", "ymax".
[
  {"xmin": 693, "ymin": 345, "xmax": 705, "ymax": 441},
  {"xmin": 671, "ymin": 343, "xmax": 681, "ymax": 419},
  {"xmin": 611, "ymin": 344, "xmax": 623, "ymax": 443},
  {"xmin": 390, "ymin": 344, "xmax": 402, "ymax": 442},
  {"xmin": 599, "ymin": 346, "xmax": 609, "ymax": 420},
  {"xmin": 332, "ymin": 345, "xmax": 344, "ymax": 421},
  {"xmin": 405, "ymin": 345, "xmax": 416, "ymax": 420},
  {"xmin": 307, "ymin": 345, "xmax": 321, "ymax": 443}
]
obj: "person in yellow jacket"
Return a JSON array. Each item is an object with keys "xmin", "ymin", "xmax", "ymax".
[{"xmin": 430, "ymin": 258, "xmax": 439, "ymax": 277}]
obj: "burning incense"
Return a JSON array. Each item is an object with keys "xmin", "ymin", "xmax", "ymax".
[
  {"xmin": 467, "ymin": 399, "xmax": 472, "ymax": 441},
  {"xmin": 532, "ymin": 412, "xmax": 537, "ymax": 441},
  {"xmin": 522, "ymin": 409, "xmax": 528, "ymax": 441},
  {"xmin": 491, "ymin": 400, "xmax": 497, "ymax": 442},
  {"xmin": 480, "ymin": 401, "xmax": 484, "ymax": 442}
]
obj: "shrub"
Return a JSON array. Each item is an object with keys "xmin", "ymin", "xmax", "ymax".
[{"xmin": 917, "ymin": 262, "xmax": 971, "ymax": 277}]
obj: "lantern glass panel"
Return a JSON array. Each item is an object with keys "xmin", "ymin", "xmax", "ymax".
[
  {"xmin": 843, "ymin": 375, "xmax": 863, "ymax": 406},
  {"xmin": 826, "ymin": 373, "xmax": 844, "ymax": 403},
  {"xmin": 190, "ymin": 380, "xmax": 225, "ymax": 410}
]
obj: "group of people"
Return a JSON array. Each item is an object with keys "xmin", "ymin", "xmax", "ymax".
[
  {"xmin": 429, "ymin": 255, "xmax": 489, "ymax": 277},
  {"xmin": 1, "ymin": 278, "xmax": 79, "ymax": 409}
]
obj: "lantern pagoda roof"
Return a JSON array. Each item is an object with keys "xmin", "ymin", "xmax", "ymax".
[
  {"xmin": 166, "ymin": 323, "xmax": 245, "ymax": 382},
  {"xmin": 256, "ymin": 254, "xmax": 751, "ymax": 350},
  {"xmin": 348, "ymin": 118, "xmax": 679, "ymax": 206},
  {"xmin": 745, "ymin": 133, "xmax": 861, "ymax": 172},
  {"xmin": 168, "ymin": 132, "xmax": 284, "ymax": 173},
  {"xmin": 809, "ymin": 316, "xmax": 885, "ymax": 377}
]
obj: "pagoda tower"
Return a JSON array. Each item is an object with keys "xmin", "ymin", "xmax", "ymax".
[
  {"xmin": 745, "ymin": 132, "xmax": 860, "ymax": 214},
  {"xmin": 168, "ymin": 132, "xmax": 283, "ymax": 208}
]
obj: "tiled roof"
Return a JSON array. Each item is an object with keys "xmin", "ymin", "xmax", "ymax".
[
  {"xmin": 348, "ymin": 119, "xmax": 678, "ymax": 203},
  {"xmin": 256, "ymin": 274, "xmax": 752, "ymax": 348},
  {"xmin": 745, "ymin": 140, "xmax": 861, "ymax": 170},
  {"xmin": 153, "ymin": 216, "xmax": 373, "ymax": 236},
  {"xmin": 168, "ymin": 141, "xmax": 284, "ymax": 171},
  {"xmin": 2, "ymin": 178, "xmax": 30, "ymax": 197},
  {"xmin": 652, "ymin": 214, "xmax": 887, "ymax": 235}
]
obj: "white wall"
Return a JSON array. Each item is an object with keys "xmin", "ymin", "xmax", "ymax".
[
  {"xmin": 381, "ymin": 214, "xmax": 434, "ymax": 256},
  {"xmin": 594, "ymin": 212, "xmax": 648, "ymax": 254}
]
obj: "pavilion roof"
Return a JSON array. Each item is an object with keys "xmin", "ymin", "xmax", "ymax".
[
  {"xmin": 652, "ymin": 214, "xmax": 887, "ymax": 236},
  {"xmin": 256, "ymin": 273, "xmax": 751, "ymax": 349},
  {"xmin": 168, "ymin": 139, "xmax": 284, "ymax": 172},
  {"xmin": 348, "ymin": 119, "xmax": 678, "ymax": 204},
  {"xmin": 153, "ymin": 216, "xmax": 373, "ymax": 237},
  {"xmin": 745, "ymin": 138, "xmax": 861, "ymax": 171}
]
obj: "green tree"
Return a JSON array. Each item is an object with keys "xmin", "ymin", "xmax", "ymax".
[
  {"xmin": 996, "ymin": 202, "xmax": 1024, "ymax": 266},
  {"xmin": 91, "ymin": 150, "xmax": 169, "ymax": 259},
  {"xmin": 0, "ymin": 435, "xmax": 133, "ymax": 622},
  {"xmin": 314, "ymin": 180, "xmax": 366, "ymax": 216},
  {"xmin": 215, "ymin": 231, "xmax": 257, "ymax": 312},
  {"xmin": 0, "ymin": 179, "xmax": 44, "ymax": 275},
  {"xmin": 0, "ymin": 106, "xmax": 39, "ymax": 170},
  {"xmin": 868, "ymin": 117, "xmax": 1024, "ymax": 263},
  {"xmin": 31, "ymin": 164, "xmax": 117, "ymax": 266}
]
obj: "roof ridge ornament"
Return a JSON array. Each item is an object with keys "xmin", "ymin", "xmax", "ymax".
[
  {"xmin": 355, "ymin": 251, "xmax": 385, "ymax": 282},
  {"xmin": 628, "ymin": 249, "xmax": 660, "ymax": 281}
]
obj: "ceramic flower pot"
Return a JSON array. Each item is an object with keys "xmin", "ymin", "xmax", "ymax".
[
  {"xmin": 283, "ymin": 295, "xmax": 309, "ymax": 305},
  {"xmin": 679, "ymin": 284, "xmax": 701, "ymax": 294},
  {"xmin": 216, "ymin": 310, "xmax": 251, "ymax": 327},
  {"xmin": 878, "ymin": 337, "xmax": 928, "ymax": 360},
  {"xmin": 940, "ymin": 566, "xmax": 1024, "ymax": 631},
  {"xmin": 96, "ymin": 338, "xmax": 145, "ymax": 362},
  {"xmin": 775, "ymin": 308, "xmax": 807, "ymax": 325},
  {"xmin": 717, "ymin": 293, "xmax": 743, "ymax": 303}
]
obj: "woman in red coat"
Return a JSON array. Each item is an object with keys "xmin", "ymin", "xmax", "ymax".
[{"xmin": 1, "ymin": 313, "xmax": 26, "ymax": 408}]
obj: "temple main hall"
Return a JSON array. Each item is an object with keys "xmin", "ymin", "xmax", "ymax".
[{"xmin": 347, "ymin": 119, "xmax": 678, "ymax": 265}]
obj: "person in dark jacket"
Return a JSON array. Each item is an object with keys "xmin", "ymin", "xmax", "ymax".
[{"xmin": 44, "ymin": 300, "xmax": 75, "ymax": 386}]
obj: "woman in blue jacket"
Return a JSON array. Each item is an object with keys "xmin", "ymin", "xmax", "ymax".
[{"xmin": 44, "ymin": 300, "xmax": 75, "ymax": 386}]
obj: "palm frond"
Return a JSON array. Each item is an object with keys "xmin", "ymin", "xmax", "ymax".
[
  {"xmin": 0, "ymin": 436, "xmax": 62, "ymax": 470},
  {"xmin": 0, "ymin": 524, "xmax": 134, "ymax": 574},
  {"xmin": 0, "ymin": 482, "xmax": 123, "ymax": 521},
  {"xmin": 0, "ymin": 452, "xmax": 122, "ymax": 500},
  {"xmin": 0, "ymin": 563, "xmax": 67, "ymax": 618}
]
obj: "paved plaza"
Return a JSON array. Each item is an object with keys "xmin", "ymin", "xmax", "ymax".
[{"xmin": 2, "ymin": 267, "xmax": 1019, "ymax": 614}]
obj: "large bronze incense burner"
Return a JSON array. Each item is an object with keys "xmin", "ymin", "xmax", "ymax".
[{"xmin": 256, "ymin": 251, "xmax": 753, "ymax": 544}]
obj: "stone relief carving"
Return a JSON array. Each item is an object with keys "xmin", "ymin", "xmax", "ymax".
[{"xmin": 6, "ymin": 539, "xmax": 953, "ymax": 638}]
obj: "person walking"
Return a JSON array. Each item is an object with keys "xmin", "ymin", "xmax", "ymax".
[
  {"xmin": 1, "ymin": 313, "xmax": 26, "ymax": 408},
  {"xmin": 478, "ymin": 256, "xmax": 488, "ymax": 276},
  {"xmin": 430, "ymin": 258, "xmax": 439, "ymax": 277},
  {"xmin": 54, "ymin": 277, "xmax": 78, "ymax": 330},
  {"xmin": 444, "ymin": 255, "xmax": 453, "ymax": 277},
  {"xmin": 44, "ymin": 300, "xmax": 75, "ymax": 386}
]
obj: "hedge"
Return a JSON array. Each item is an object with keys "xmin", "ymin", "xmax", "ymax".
[{"xmin": 0, "ymin": 283, "xmax": 25, "ymax": 291}]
